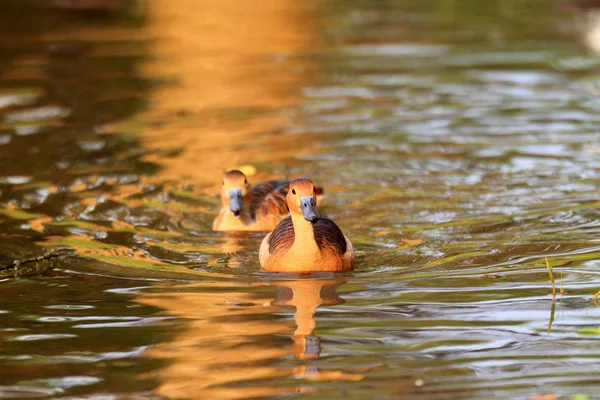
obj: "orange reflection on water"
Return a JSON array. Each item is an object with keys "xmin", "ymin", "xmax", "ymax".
[
  {"xmin": 124, "ymin": 0, "xmax": 323, "ymax": 186},
  {"xmin": 24, "ymin": 0, "xmax": 325, "ymax": 266},
  {"xmin": 136, "ymin": 277, "xmax": 360, "ymax": 399},
  {"xmin": 137, "ymin": 281, "xmax": 291, "ymax": 399},
  {"xmin": 136, "ymin": 283, "xmax": 290, "ymax": 399}
]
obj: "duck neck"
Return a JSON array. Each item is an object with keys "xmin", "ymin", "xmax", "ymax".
[
  {"xmin": 218, "ymin": 202, "xmax": 252, "ymax": 227},
  {"xmin": 291, "ymin": 214, "xmax": 320, "ymax": 256}
]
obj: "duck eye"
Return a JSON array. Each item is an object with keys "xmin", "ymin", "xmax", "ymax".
[
  {"xmin": 291, "ymin": 188, "xmax": 296, "ymax": 195},
  {"xmin": 244, "ymin": 179, "xmax": 247, "ymax": 184}
]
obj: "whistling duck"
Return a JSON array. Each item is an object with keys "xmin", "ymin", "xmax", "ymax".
[
  {"xmin": 212, "ymin": 170, "xmax": 292, "ymax": 232},
  {"xmin": 259, "ymin": 178, "xmax": 354, "ymax": 272}
]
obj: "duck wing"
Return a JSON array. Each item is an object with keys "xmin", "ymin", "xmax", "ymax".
[
  {"xmin": 268, "ymin": 216, "xmax": 294, "ymax": 254},
  {"xmin": 313, "ymin": 216, "xmax": 347, "ymax": 255},
  {"xmin": 251, "ymin": 180, "xmax": 289, "ymax": 220}
]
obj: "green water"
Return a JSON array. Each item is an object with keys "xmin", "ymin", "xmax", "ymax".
[{"xmin": 1, "ymin": 0, "xmax": 600, "ymax": 399}]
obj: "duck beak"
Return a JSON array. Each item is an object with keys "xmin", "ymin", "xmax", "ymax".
[
  {"xmin": 229, "ymin": 188, "xmax": 243, "ymax": 217},
  {"xmin": 300, "ymin": 196, "xmax": 319, "ymax": 222}
]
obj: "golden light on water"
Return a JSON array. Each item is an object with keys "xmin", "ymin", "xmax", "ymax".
[{"xmin": 128, "ymin": 0, "xmax": 323, "ymax": 185}]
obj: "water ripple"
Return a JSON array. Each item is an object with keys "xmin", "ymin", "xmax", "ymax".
[{"xmin": 7, "ymin": 334, "xmax": 77, "ymax": 342}]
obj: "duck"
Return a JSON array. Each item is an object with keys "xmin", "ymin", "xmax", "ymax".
[
  {"xmin": 212, "ymin": 170, "xmax": 293, "ymax": 232},
  {"xmin": 259, "ymin": 178, "xmax": 354, "ymax": 272}
]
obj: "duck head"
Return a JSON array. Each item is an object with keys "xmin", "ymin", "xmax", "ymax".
[
  {"xmin": 287, "ymin": 179, "xmax": 319, "ymax": 222},
  {"xmin": 221, "ymin": 170, "xmax": 251, "ymax": 217}
]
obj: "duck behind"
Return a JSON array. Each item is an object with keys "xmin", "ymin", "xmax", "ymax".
[
  {"xmin": 212, "ymin": 170, "xmax": 289, "ymax": 232},
  {"xmin": 259, "ymin": 179, "xmax": 354, "ymax": 272}
]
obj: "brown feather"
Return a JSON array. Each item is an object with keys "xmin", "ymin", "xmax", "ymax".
[
  {"xmin": 313, "ymin": 217, "xmax": 347, "ymax": 255},
  {"xmin": 268, "ymin": 216, "xmax": 294, "ymax": 254},
  {"xmin": 251, "ymin": 180, "xmax": 289, "ymax": 219},
  {"xmin": 268, "ymin": 215, "xmax": 347, "ymax": 255}
]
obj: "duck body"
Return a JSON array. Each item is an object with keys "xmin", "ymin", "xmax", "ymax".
[
  {"xmin": 259, "ymin": 179, "xmax": 354, "ymax": 273},
  {"xmin": 212, "ymin": 171, "xmax": 290, "ymax": 232}
]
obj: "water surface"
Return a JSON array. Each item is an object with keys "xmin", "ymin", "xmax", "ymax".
[{"xmin": 1, "ymin": 0, "xmax": 600, "ymax": 399}]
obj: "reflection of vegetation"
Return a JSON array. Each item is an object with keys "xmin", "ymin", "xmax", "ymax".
[
  {"xmin": 0, "ymin": 250, "xmax": 66, "ymax": 278},
  {"xmin": 547, "ymin": 297, "xmax": 556, "ymax": 334},
  {"xmin": 0, "ymin": 0, "xmax": 144, "ymax": 34},
  {"xmin": 545, "ymin": 257, "xmax": 557, "ymax": 296},
  {"xmin": 578, "ymin": 326, "xmax": 600, "ymax": 335},
  {"xmin": 321, "ymin": 0, "xmax": 568, "ymax": 46},
  {"xmin": 0, "ymin": 208, "xmax": 44, "ymax": 220},
  {"xmin": 0, "ymin": 0, "xmax": 156, "ymax": 268}
]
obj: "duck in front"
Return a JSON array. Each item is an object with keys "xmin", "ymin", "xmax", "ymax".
[
  {"xmin": 212, "ymin": 170, "xmax": 290, "ymax": 232},
  {"xmin": 259, "ymin": 178, "xmax": 354, "ymax": 272}
]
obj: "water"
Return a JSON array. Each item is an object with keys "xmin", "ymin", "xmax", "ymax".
[{"xmin": 1, "ymin": 0, "xmax": 600, "ymax": 398}]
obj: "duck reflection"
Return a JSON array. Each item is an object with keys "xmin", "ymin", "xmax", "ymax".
[
  {"xmin": 274, "ymin": 277, "xmax": 364, "ymax": 382},
  {"xmin": 271, "ymin": 277, "xmax": 345, "ymax": 360},
  {"xmin": 136, "ymin": 276, "xmax": 360, "ymax": 398},
  {"xmin": 217, "ymin": 235, "xmax": 253, "ymax": 268}
]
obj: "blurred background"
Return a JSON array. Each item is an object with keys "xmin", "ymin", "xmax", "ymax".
[{"xmin": 1, "ymin": 0, "xmax": 600, "ymax": 399}]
